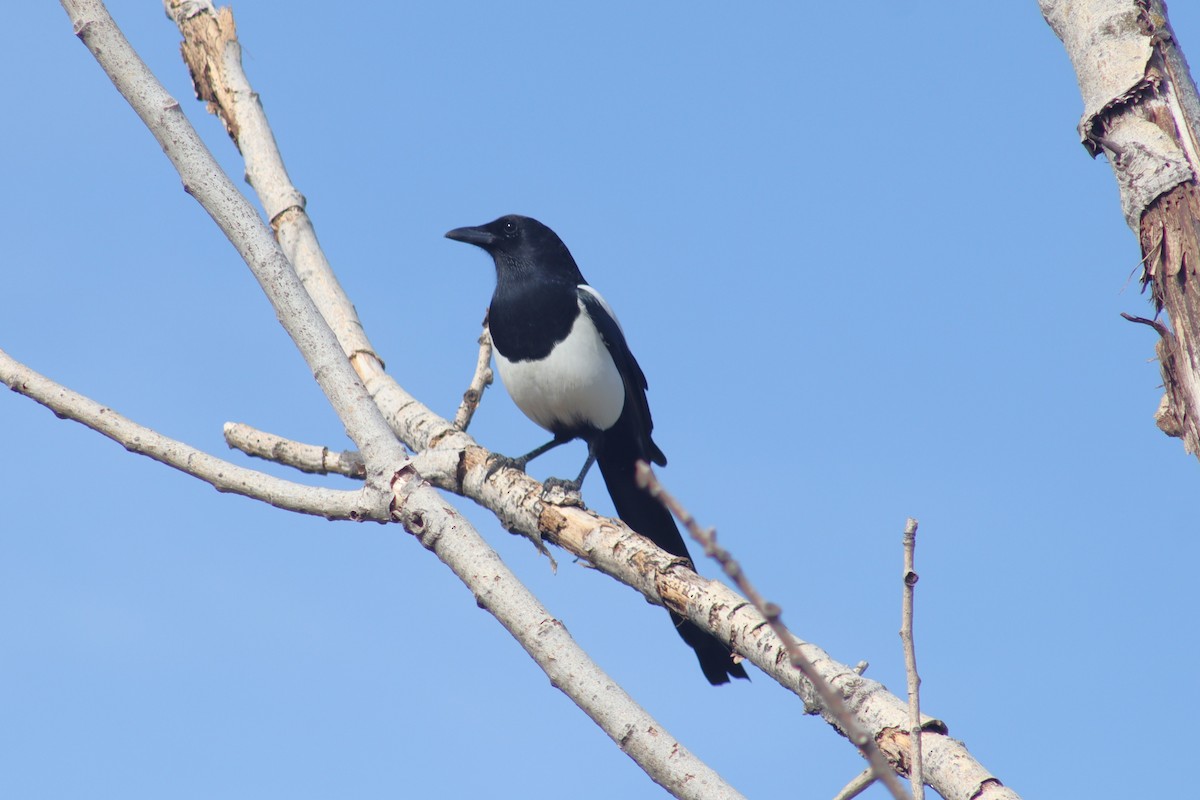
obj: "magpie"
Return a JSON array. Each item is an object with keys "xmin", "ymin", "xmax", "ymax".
[{"xmin": 445, "ymin": 214, "xmax": 749, "ymax": 686}]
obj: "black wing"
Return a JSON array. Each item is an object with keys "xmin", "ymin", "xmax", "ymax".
[{"xmin": 577, "ymin": 285, "xmax": 666, "ymax": 466}]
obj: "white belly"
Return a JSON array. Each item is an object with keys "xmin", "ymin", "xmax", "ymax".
[{"xmin": 494, "ymin": 303, "xmax": 625, "ymax": 434}]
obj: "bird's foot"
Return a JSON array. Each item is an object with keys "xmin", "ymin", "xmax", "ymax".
[
  {"xmin": 541, "ymin": 476, "xmax": 586, "ymax": 508},
  {"xmin": 485, "ymin": 452, "xmax": 527, "ymax": 480},
  {"xmin": 542, "ymin": 476, "xmax": 582, "ymax": 494}
]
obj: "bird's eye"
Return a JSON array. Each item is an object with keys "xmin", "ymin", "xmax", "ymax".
[{"xmin": 502, "ymin": 220, "xmax": 517, "ymax": 235}]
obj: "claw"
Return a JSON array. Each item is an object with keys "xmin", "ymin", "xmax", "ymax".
[
  {"xmin": 540, "ymin": 478, "xmax": 587, "ymax": 509},
  {"xmin": 542, "ymin": 476, "xmax": 582, "ymax": 494},
  {"xmin": 485, "ymin": 453, "xmax": 527, "ymax": 480}
]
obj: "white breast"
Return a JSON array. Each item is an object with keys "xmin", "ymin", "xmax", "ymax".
[{"xmin": 495, "ymin": 299, "xmax": 625, "ymax": 434}]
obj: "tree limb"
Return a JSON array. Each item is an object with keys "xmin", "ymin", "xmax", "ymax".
[
  {"xmin": 223, "ymin": 421, "xmax": 366, "ymax": 479},
  {"xmin": 165, "ymin": 0, "xmax": 389, "ymax": 375},
  {"xmin": 57, "ymin": 2, "xmax": 740, "ymax": 796},
  {"xmin": 388, "ymin": 465, "xmax": 746, "ymax": 800},
  {"xmin": 1041, "ymin": 0, "xmax": 1200, "ymax": 458},
  {"xmin": 0, "ymin": 346, "xmax": 379, "ymax": 520},
  {"xmin": 635, "ymin": 463, "xmax": 912, "ymax": 800},
  {"xmin": 900, "ymin": 519, "xmax": 924, "ymax": 800},
  {"xmin": 424, "ymin": 448, "xmax": 1019, "ymax": 800},
  {"xmin": 832, "ymin": 769, "xmax": 877, "ymax": 800},
  {"xmin": 63, "ymin": 0, "xmax": 405, "ymax": 508},
  {"xmin": 151, "ymin": 3, "xmax": 1024, "ymax": 797},
  {"xmin": 453, "ymin": 317, "xmax": 494, "ymax": 431}
]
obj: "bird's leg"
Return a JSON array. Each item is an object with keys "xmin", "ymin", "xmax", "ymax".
[
  {"xmin": 542, "ymin": 441, "xmax": 598, "ymax": 495},
  {"xmin": 485, "ymin": 435, "xmax": 571, "ymax": 480}
]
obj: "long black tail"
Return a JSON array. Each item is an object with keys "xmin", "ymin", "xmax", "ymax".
[{"xmin": 595, "ymin": 416, "xmax": 749, "ymax": 686}]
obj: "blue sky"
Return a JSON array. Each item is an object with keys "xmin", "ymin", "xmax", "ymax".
[{"xmin": 2, "ymin": 2, "xmax": 1196, "ymax": 798}]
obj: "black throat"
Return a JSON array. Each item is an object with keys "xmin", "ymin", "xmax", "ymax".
[{"xmin": 489, "ymin": 268, "xmax": 581, "ymax": 362}]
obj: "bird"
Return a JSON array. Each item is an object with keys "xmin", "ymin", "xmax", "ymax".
[{"xmin": 445, "ymin": 214, "xmax": 749, "ymax": 685}]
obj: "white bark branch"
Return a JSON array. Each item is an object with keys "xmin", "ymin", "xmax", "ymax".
[
  {"xmin": 5, "ymin": 336, "xmax": 740, "ymax": 798},
  {"xmin": 635, "ymin": 463, "xmax": 912, "ymax": 800},
  {"xmin": 223, "ymin": 421, "xmax": 366, "ymax": 479},
  {"xmin": 62, "ymin": 0, "xmax": 405, "ymax": 499},
  {"xmin": 162, "ymin": 0, "xmax": 448, "ymax": 464},
  {"xmin": 421, "ymin": 447, "xmax": 1020, "ymax": 800},
  {"xmin": 389, "ymin": 467, "xmax": 745, "ymax": 800},
  {"xmin": 832, "ymin": 769, "xmax": 876, "ymax": 800},
  {"xmin": 1041, "ymin": 0, "xmax": 1200, "ymax": 458},
  {"xmin": 1040, "ymin": 0, "xmax": 1194, "ymax": 226},
  {"xmin": 54, "ymin": 3, "xmax": 740, "ymax": 796},
  {"xmin": 900, "ymin": 519, "xmax": 924, "ymax": 800},
  {"xmin": 165, "ymin": 0, "xmax": 386, "ymax": 373},
  {"xmin": 453, "ymin": 318, "xmax": 495, "ymax": 431},
  {"xmin": 0, "ymin": 347, "xmax": 377, "ymax": 520},
  {"xmin": 141, "ymin": 3, "xmax": 1023, "ymax": 798}
]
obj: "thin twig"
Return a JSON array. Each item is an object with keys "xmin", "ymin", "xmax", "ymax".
[
  {"xmin": 0, "ymin": 347, "xmax": 378, "ymax": 520},
  {"xmin": 223, "ymin": 422, "xmax": 366, "ymax": 479},
  {"xmin": 832, "ymin": 769, "xmax": 876, "ymax": 800},
  {"xmin": 453, "ymin": 316, "xmax": 494, "ymax": 431},
  {"xmin": 635, "ymin": 462, "xmax": 912, "ymax": 800},
  {"xmin": 901, "ymin": 518, "xmax": 924, "ymax": 800},
  {"xmin": 1120, "ymin": 311, "xmax": 1171, "ymax": 338}
]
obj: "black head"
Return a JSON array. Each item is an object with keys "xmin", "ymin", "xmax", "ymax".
[{"xmin": 445, "ymin": 214, "xmax": 584, "ymax": 284}]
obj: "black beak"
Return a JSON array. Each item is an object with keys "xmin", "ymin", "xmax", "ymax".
[{"xmin": 445, "ymin": 225, "xmax": 497, "ymax": 249}]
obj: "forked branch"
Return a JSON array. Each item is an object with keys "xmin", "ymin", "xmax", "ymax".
[{"xmin": 0, "ymin": 347, "xmax": 378, "ymax": 520}]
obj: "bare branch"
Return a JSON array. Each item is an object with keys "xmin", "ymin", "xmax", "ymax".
[
  {"xmin": 383, "ymin": 435, "xmax": 1022, "ymax": 800},
  {"xmin": 0, "ymin": 347, "xmax": 378, "ymax": 520},
  {"xmin": 453, "ymin": 317, "xmax": 494, "ymax": 431},
  {"xmin": 387, "ymin": 467, "xmax": 746, "ymax": 800},
  {"xmin": 900, "ymin": 518, "xmax": 924, "ymax": 800},
  {"xmin": 62, "ymin": 0, "xmax": 406, "ymax": 500},
  {"xmin": 223, "ymin": 421, "xmax": 366, "ymax": 479},
  {"xmin": 1041, "ymin": 0, "xmax": 1200, "ymax": 458},
  {"xmin": 164, "ymin": 0, "xmax": 387, "ymax": 373},
  {"xmin": 162, "ymin": 0, "xmax": 452, "ymax": 464},
  {"xmin": 149, "ymin": 6, "xmax": 1023, "ymax": 799},
  {"xmin": 832, "ymin": 769, "xmax": 876, "ymax": 800},
  {"xmin": 635, "ymin": 462, "xmax": 911, "ymax": 800},
  {"xmin": 8, "ymin": 340, "xmax": 742, "ymax": 799},
  {"xmin": 8, "ymin": 352, "xmax": 740, "ymax": 799},
  {"xmin": 52, "ymin": 5, "xmax": 747, "ymax": 795}
]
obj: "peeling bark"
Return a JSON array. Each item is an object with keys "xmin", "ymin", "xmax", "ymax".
[{"xmin": 1042, "ymin": 0, "xmax": 1200, "ymax": 457}]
